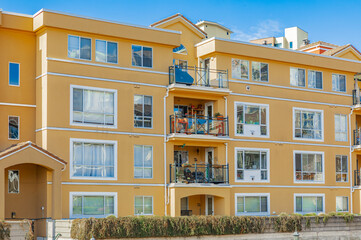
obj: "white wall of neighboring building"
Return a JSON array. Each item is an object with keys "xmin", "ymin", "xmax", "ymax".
[
  {"xmin": 275, "ymin": 37, "xmax": 287, "ymax": 48},
  {"xmin": 196, "ymin": 21, "xmax": 232, "ymax": 39},
  {"xmin": 284, "ymin": 27, "xmax": 308, "ymax": 50}
]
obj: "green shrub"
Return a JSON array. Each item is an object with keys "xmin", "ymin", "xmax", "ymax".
[
  {"xmin": 0, "ymin": 221, "xmax": 10, "ymax": 240},
  {"xmin": 271, "ymin": 213, "xmax": 302, "ymax": 232}
]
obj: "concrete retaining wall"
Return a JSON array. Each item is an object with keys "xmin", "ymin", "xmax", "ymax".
[
  {"xmin": 46, "ymin": 219, "xmax": 72, "ymax": 240},
  {"xmin": 6, "ymin": 220, "xmax": 31, "ymax": 240}
]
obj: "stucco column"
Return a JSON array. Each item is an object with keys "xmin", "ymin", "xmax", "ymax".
[
  {"xmin": 170, "ymin": 188, "xmax": 180, "ymax": 217},
  {"xmin": 52, "ymin": 170, "xmax": 62, "ymax": 219},
  {"xmin": 0, "ymin": 169, "xmax": 4, "ymax": 220}
]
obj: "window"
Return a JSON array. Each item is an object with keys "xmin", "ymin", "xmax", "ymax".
[
  {"xmin": 134, "ymin": 145, "xmax": 153, "ymax": 178},
  {"xmin": 274, "ymin": 43, "xmax": 282, "ymax": 48},
  {"xmin": 173, "ymin": 59, "xmax": 188, "ymax": 69},
  {"xmin": 173, "ymin": 44, "xmax": 187, "ymax": 55},
  {"xmin": 336, "ymin": 196, "xmax": 348, "ymax": 212},
  {"xmin": 8, "ymin": 170, "xmax": 19, "ymax": 194},
  {"xmin": 134, "ymin": 196, "xmax": 153, "ymax": 215},
  {"xmin": 8, "ymin": 116, "xmax": 19, "ymax": 140},
  {"xmin": 294, "ymin": 152, "xmax": 324, "ymax": 183},
  {"xmin": 232, "ymin": 59, "xmax": 249, "ymax": 80},
  {"xmin": 294, "ymin": 108, "xmax": 323, "ymax": 141},
  {"xmin": 295, "ymin": 194, "xmax": 324, "ymax": 214},
  {"xmin": 9, "ymin": 63, "xmax": 20, "ymax": 86},
  {"xmin": 336, "ymin": 155, "xmax": 348, "ymax": 182},
  {"xmin": 70, "ymin": 192, "xmax": 117, "ymax": 218},
  {"xmin": 335, "ymin": 114, "xmax": 347, "ymax": 141},
  {"xmin": 134, "ymin": 95, "xmax": 152, "ymax": 128},
  {"xmin": 71, "ymin": 86, "xmax": 116, "ymax": 127},
  {"xmin": 71, "ymin": 139, "xmax": 117, "ymax": 179},
  {"xmin": 235, "ymin": 194, "xmax": 269, "ymax": 216},
  {"xmin": 235, "ymin": 102, "xmax": 269, "ymax": 137},
  {"xmin": 308, "ymin": 70, "xmax": 323, "ymax": 89},
  {"xmin": 236, "ymin": 149, "xmax": 269, "ymax": 182},
  {"xmin": 132, "ymin": 45, "xmax": 152, "ymax": 68},
  {"xmin": 332, "ymin": 74, "xmax": 346, "ymax": 92},
  {"xmin": 252, "ymin": 62, "xmax": 268, "ymax": 82},
  {"xmin": 95, "ymin": 40, "xmax": 118, "ymax": 63},
  {"xmin": 290, "ymin": 68, "xmax": 305, "ymax": 87},
  {"xmin": 68, "ymin": 35, "xmax": 91, "ymax": 60},
  {"xmin": 289, "ymin": 41, "xmax": 293, "ymax": 49}
]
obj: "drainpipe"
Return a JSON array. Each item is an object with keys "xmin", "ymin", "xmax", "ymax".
[
  {"xmin": 225, "ymin": 142, "xmax": 228, "ymax": 183},
  {"xmin": 163, "ymin": 89, "xmax": 169, "ymax": 216},
  {"xmin": 224, "ymin": 96, "xmax": 228, "ymax": 118},
  {"xmin": 349, "ymin": 107, "xmax": 354, "ymax": 213}
]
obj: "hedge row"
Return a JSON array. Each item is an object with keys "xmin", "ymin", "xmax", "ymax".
[{"xmin": 0, "ymin": 221, "xmax": 10, "ymax": 240}]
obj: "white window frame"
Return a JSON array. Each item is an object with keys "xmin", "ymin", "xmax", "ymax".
[
  {"xmin": 70, "ymin": 85, "xmax": 118, "ymax": 128},
  {"xmin": 294, "ymin": 193, "xmax": 325, "ymax": 214},
  {"xmin": 134, "ymin": 145, "xmax": 153, "ymax": 179},
  {"xmin": 95, "ymin": 39, "xmax": 118, "ymax": 64},
  {"xmin": 231, "ymin": 58, "xmax": 250, "ymax": 80},
  {"xmin": 336, "ymin": 155, "xmax": 348, "ymax": 182},
  {"xmin": 69, "ymin": 138, "xmax": 118, "ymax": 180},
  {"xmin": 131, "ymin": 45, "xmax": 153, "ymax": 68},
  {"xmin": 235, "ymin": 193, "xmax": 270, "ymax": 216},
  {"xmin": 8, "ymin": 62, "xmax": 20, "ymax": 87},
  {"xmin": 69, "ymin": 192, "xmax": 118, "ymax": 218},
  {"xmin": 334, "ymin": 114, "xmax": 347, "ymax": 142},
  {"xmin": 290, "ymin": 67, "xmax": 306, "ymax": 87},
  {"xmin": 134, "ymin": 95, "xmax": 153, "ymax": 129},
  {"xmin": 67, "ymin": 35, "xmax": 92, "ymax": 61},
  {"xmin": 336, "ymin": 196, "xmax": 349, "ymax": 212},
  {"xmin": 134, "ymin": 196, "xmax": 153, "ymax": 216},
  {"xmin": 308, "ymin": 70, "xmax": 323, "ymax": 90},
  {"xmin": 293, "ymin": 150, "xmax": 325, "ymax": 184},
  {"xmin": 251, "ymin": 61, "xmax": 269, "ymax": 82},
  {"xmin": 293, "ymin": 107, "xmax": 324, "ymax": 142},
  {"xmin": 332, "ymin": 74, "xmax": 346, "ymax": 92},
  {"xmin": 234, "ymin": 102, "xmax": 270, "ymax": 138},
  {"xmin": 8, "ymin": 116, "xmax": 20, "ymax": 140},
  {"xmin": 8, "ymin": 169, "xmax": 20, "ymax": 194},
  {"xmin": 234, "ymin": 147, "xmax": 270, "ymax": 183}
]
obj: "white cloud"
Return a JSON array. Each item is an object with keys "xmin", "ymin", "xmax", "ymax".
[{"xmin": 232, "ymin": 20, "xmax": 282, "ymax": 41}]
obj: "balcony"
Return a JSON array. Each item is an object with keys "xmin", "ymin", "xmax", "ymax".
[
  {"xmin": 352, "ymin": 89, "xmax": 361, "ymax": 106},
  {"xmin": 168, "ymin": 65, "xmax": 230, "ymax": 96},
  {"xmin": 169, "ymin": 163, "xmax": 229, "ymax": 184},
  {"xmin": 354, "ymin": 170, "xmax": 361, "ymax": 186},
  {"xmin": 353, "ymin": 129, "xmax": 361, "ymax": 149}
]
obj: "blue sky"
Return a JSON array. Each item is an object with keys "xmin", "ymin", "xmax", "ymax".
[{"xmin": 2, "ymin": 0, "xmax": 361, "ymax": 50}]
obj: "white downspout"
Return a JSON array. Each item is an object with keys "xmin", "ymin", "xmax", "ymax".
[
  {"xmin": 163, "ymin": 89, "xmax": 169, "ymax": 216},
  {"xmin": 225, "ymin": 142, "xmax": 228, "ymax": 183},
  {"xmin": 349, "ymin": 107, "xmax": 354, "ymax": 213}
]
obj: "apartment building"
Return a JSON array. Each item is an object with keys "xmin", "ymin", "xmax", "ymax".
[{"xmin": 1, "ymin": 9, "xmax": 361, "ymax": 238}]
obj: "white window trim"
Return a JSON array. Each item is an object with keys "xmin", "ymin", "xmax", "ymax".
[
  {"xmin": 134, "ymin": 95, "xmax": 153, "ymax": 129},
  {"xmin": 294, "ymin": 193, "xmax": 325, "ymax": 214},
  {"xmin": 335, "ymin": 114, "xmax": 348, "ymax": 142},
  {"xmin": 290, "ymin": 67, "xmax": 306, "ymax": 88},
  {"xmin": 234, "ymin": 147, "xmax": 270, "ymax": 183},
  {"xmin": 8, "ymin": 62, "xmax": 20, "ymax": 87},
  {"xmin": 70, "ymin": 85, "xmax": 118, "ymax": 129},
  {"xmin": 251, "ymin": 61, "xmax": 269, "ymax": 82},
  {"xmin": 131, "ymin": 45, "xmax": 153, "ymax": 69},
  {"xmin": 235, "ymin": 193, "xmax": 270, "ymax": 216},
  {"xmin": 231, "ymin": 58, "xmax": 250, "ymax": 80},
  {"xmin": 293, "ymin": 107, "xmax": 324, "ymax": 142},
  {"xmin": 8, "ymin": 115, "xmax": 20, "ymax": 140},
  {"xmin": 307, "ymin": 70, "xmax": 323, "ymax": 90},
  {"xmin": 67, "ymin": 35, "xmax": 92, "ymax": 61},
  {"xmin": 336, "ymin": 155, "xmax": 348, "ymax": 183},
  {"xmin": 234, "ymin": 101, "xmax": 270, "ymax": 138},
  {"xmin": 95, "ymin": 39, "xmax": 118, "ymax": 64},
  {"xmin": 134, "ymin": 195, "xmax": 154, "ymax": 216},
  {"xmin": 336, "ymin": 196, "xmax": 349, "ymax": 212},
  {"xmin": 293, "ymin": 150, "xmax": 325, "ymax": 184},
  {"xmin": 69, "ymin": 138, "xmax": 118, "ymax": 180},
  {"xmin": 134, "ymin": 145, "xmax": 153, "ymax": 179},
  {"xmin": 332, "ymin": 74, "xmax": 347, "ymax": 93},
  {"xmin": 69, "ymin": 192, "xmax": 118, "ymax": 218}
]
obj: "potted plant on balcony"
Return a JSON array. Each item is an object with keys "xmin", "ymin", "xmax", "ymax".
[
  {"xmin": 214, "ymin": 112, "xmax": 223, "ymax": 120},
  {"xmin": 182, "ymin": 161, "xmax": 192, "ymax": 168}
]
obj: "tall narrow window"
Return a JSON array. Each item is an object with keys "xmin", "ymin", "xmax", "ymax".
[
  {"xmin": 294, "ymin": 152, "xmax": 324, "ymax": 183},
  {"xmin": 235, "ymin": 102, "xmax": 269, "ymax": 137},
  {"xmin": 252, "ymin": 62, "xmax": 268, "ymax": 82},
  {"xmin": 308, "ymin": 70, "xmax": 323, "ymax": 89},
  {"xmin": 71, "ymin": 193, "xmax": 116, "ymax": 218},
  {"xmin": 9, "ymin": 63, "xmax": 20, "ymax": 86},
  {"xmin": 335, "ymin": 114, "xmax": 347, "ymax": 141},
  {"xmin": 96, "ymin": 40, "xmax": 118, "ymax": 63},
  {"xmin": 8, "ymin": 170, "xmax": 19, "ymax": 194},
  {"xmin": 8, "ymin": 116, "xmax": 19, "ymax": 140},
  {"xmin": 72, "ymin": 86, "xmax": 116, "ymax": 127},
  {"xmin": 132, "ymin": 45, "xmax": 152, "ymax": 68},
  {"xmin": 134, "ymin": 95, "xmax": 152, "ymax": 128},
  {"xmin": 294, "ymin": 108, "xmax": 323, "ymax": 140},
  {"xmin": 290, "ymin": 68, "xmax": 305, "ymax": 87},
  {"xmin": 336, "ymin": 155, "xmax": 348, "ymax": 182},
  {"xmin": 332, "ymin": 74, "xmax": 346, "ymax": 92},
  {"xmin": 295, "ymin": 195, "xmax": 324, "ymax": 214},
  {"xmin": 134, "ymin": 145, "xmax": 153, "ymax": 178},
  {"xmin": 134, "ymin": 196, "xmax": 153, "ymax": 215},
  {"xmin": 236, "ymin": 194, "xmax": 269, "ymax": 216},
  {"xmin": 68, "ymin": 35, "xmax": 91, "ymax": 60},
  {"xmin": 232, "ymin": 59, "xmax": 249, "ymax": 80},
  {"xmin": 336, "ymin": 196, "xmax": 348, "ymax": 212}
]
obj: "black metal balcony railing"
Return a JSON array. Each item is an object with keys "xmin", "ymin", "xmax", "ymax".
[
  {"xmin": 354, "ymin": 170, "xmax": 361, "ymax": 186},
  {"xmin": 353, "ymin": 129, "xmax": 361, "ymax": 146},
  {"xmin": 353, "ymin": 89, "xmax": 361, "ymax": 106},
  {"xmin": 169, "ymin": 163, "xmax": 229, "ymax": 184},
  {"xmin": 169, "ymin": 65, "xmax": 229, "ymax": 89},
  {"xmin": 170, "ymin": 115, "xmax": 229, "ymax": 136}
]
